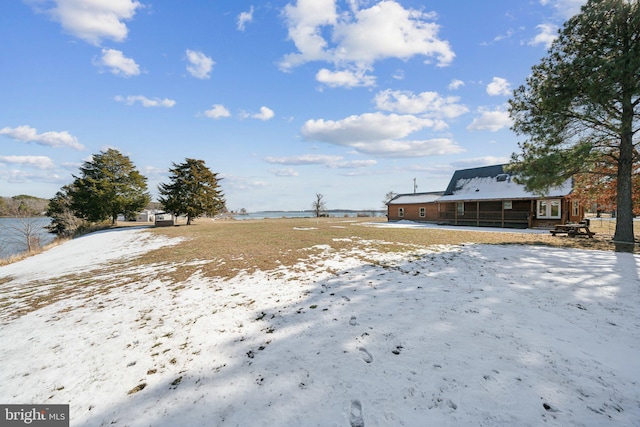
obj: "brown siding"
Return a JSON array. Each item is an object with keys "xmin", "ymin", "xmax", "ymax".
[
  {"xmin": 388, "ymin": 203, "xmax": 438, "ymax": 222},
  {"xmin": 393, "ymin": 197, "xmax": 583, "ymax": 229}
]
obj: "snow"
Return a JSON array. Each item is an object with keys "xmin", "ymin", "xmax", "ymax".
[
  {"xmin": 388, "ymin": 193, "xmax": 442, "ymax": 205},
  {"xmin": 1, "ymin": 226, "xmax": 639, "ymax": 426},
  {"xmin": 436, "ymin": 176, "xmax": 573, "ymax": 202}
]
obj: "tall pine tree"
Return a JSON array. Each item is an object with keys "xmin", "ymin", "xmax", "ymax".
[
  {"xmin": 158, "ymin": 158, "xmax": 225, "ymax": 225},
  {"xmin": 70, "ymin": 149, "xmax": 151, "ymax": 225},
  {"xmin": 508, "ymin": 0, "xmax": 640, "ymax": 244}
]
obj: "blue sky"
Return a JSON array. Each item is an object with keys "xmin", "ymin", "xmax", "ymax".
[{"xmin": 0, "ymin": 0, "xmax": 586, "ymax": 212}]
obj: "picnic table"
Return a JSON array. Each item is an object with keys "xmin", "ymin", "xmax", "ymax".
[{"xmin": 550, "ymin": 223, "xmax": 595, "ymax": 238}]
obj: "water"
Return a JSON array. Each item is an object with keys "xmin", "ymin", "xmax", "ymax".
[
  {"xmin": 231, "ymin": 210, "xmax": 385, "ymax": 220},
  {"xmin": 0, "ymin": 217, "xmax": 56, "ymax": 259}
]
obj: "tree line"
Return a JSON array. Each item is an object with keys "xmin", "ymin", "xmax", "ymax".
[
  {"xmin": 0, "ymin": 195, "xmax": 49, "ymax": 217},
  {"xmin": 47, "ymin": 149, "xmax": 226, "ymax": 236}
]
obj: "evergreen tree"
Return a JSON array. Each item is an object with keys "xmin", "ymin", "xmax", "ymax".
[
  {"xmin": 508, "ymin": 0, "xmax": 640, "ymax": 244},
  {"xmin": 158, "ymin": 158, "xmax": 225, "ymax": 225},
  {"xmin": 69, "ymin": 149, "xmax": 151, "ymax": 225},
  {"xmin": 46, "ymin": 184, "xmax": 87, "ymax": 236}
]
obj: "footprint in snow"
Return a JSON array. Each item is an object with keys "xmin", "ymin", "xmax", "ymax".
[
  {"xmin": 350, "ymin": 400, "xmax": 365, "ymax": 427},
  {"xmin": 349, "ymin": 316, "xmax": 357, "ymax": 326},
  {"xmin": 358, "ymin": 347, "xmax": 373, "ymax": 364}
]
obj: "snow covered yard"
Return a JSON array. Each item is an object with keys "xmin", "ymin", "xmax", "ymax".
[{"xmin": 0, "ymin": 226, "xmax": 639, "ymax": 426}]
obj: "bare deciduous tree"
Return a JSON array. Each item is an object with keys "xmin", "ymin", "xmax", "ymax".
[
  {"xmin": 0, "ymin": 199, "xmax": 44, "ymax": 255},
  {"xmin": 312, "ymin": 193, "xmax": 327, "ymax": 217}
]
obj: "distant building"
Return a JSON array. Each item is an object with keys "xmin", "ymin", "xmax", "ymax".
[
  {"xmin": 154, "ymin": 212, "xmax": 175, "ymax": 227},
  {"xmin": 136, "ymin": 210, "xmax": 155, "ymax": 222}
]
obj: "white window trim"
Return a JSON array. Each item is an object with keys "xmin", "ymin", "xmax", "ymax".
[
  {"xmin": 537, "ymin": 199, "xmax": 562, "ymax": 219},
  {"xmin": 419, "ymin": 207, "xmax": 426, "ymax": 217},
  {"xmin": 398, "ymin": 207, "xmax": 404, "ymax": 218}
]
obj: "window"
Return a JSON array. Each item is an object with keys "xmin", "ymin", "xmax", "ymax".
[
  {"xmin": 457, "ymin": 202, "xmax": 464, "ymax": 216},
  {"xmin": 572, "ymin": 200, "xmax": 579, "ymax": 216},
  {"xmin": 537, "ymin": 199, "xmax": 561, "ymax": 219},
  {"xmin": 398, "ymin": 208, "xmax": 404, "ymax": 218},
  {"xmin": 419, "ymin": 207, "xmax": 426, "ymax": 217},
  {"xmin": 503, "ymin": 201, "xmax": 512, "ymax": 210}
]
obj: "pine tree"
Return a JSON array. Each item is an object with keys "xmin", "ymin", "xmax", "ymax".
[
  {"xmin": 508, "ymin": 0, "xmax": 640, "ymax": 244},
  {"xmin": 158, "ymin": 158, "xmax": 225, "ymax": 225},
  {"xmin": 46, "ymin": 184, "xmax": 87, "ymax": 236},
  {"xmin": 69, "ymin": 149, "xmax": 151, "ymax": 225}
]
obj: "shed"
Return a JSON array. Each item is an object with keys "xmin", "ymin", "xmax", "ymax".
[{"xmin": 154, "ymin": 212, "xmax": 175, "ymax": 227}]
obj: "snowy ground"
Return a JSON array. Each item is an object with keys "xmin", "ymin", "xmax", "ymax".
[{"xmin": 0, "ymin": 225, "xmax": 639, "ymax": 426}]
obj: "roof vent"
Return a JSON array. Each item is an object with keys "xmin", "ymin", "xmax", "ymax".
[{"xmin": 496, "ymin": 173, "xmax": 509, "ymax": 182}]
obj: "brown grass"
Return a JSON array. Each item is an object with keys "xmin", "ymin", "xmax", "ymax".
[
  {"xmin": 1, "ymin": 216, "xmax": 636, "ymax": 322},
  {"xmin": 138, "ymin": 216, "xmax": 635, "ymax": 282}
]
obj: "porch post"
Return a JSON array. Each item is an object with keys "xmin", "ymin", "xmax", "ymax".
[
  {"xmin": 476, "ymin": 201, "xmax": 480, "ymax": 227},
  {"xmin": 454, "ymin": 202, "xmax": 458, "ymax": 225}
]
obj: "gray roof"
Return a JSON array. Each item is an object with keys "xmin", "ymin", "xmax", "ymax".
[{"xmin": 437, "ymin": 164, "xmax": 573, "ymax": 202}]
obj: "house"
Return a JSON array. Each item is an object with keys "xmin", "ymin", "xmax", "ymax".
[
  {"xmin": 435, "ymin": 164, "xmax": 582, "ymax": 228},
  {"xmin": 386, "ymin": 192, "xmax": 444, "ymax": 222},
  {"xmin": 386, "ymin": 164, "xmax": 583, "ymax": 228}
]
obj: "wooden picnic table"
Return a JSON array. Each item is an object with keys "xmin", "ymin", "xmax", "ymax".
[{"xmin": 550, "ymin": 223, "xmax": 595, "ymax": 238}]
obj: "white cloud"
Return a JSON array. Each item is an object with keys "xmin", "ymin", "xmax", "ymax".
[
  {"xmin": 265, "ymin": 154, "xmax": 343, "ymax": 166},
  {"xmin": 486, "ymin": 77, "xmax": 511, "ymax": 96},
  {"xmin": 374, "ymin": 89, "xmax": 468, "ymax": 121},
  {"xmin": 26, "ymin": 0, "xmax": 142, "ymax": 45},
  {"xmin": 0, "ymin": 155, "xmax": 55, "ymax": 169},
  {"xmin": 270, "ymin": 167, "xmax": 299, "ymax": 177},
  {"xmin": 301, "ymin": 112, "xmax": 464, "ymax": 157},
  {"xmin": 203, "ymin": 104, "xmax": 231, "ymax": 119},
  {"xmin": 265, "ymin": 154, "xmax": 377, "ymax": 169},
  {"xmin": 141, "ymin": 165, "xmax": 166, "ymax": 178},
  {"xmin": 467, "ymin": 108, "xmax": 513, "ymax": 132},
  {"xmin": 448, "ymin": 79, "xmax": 464, "ymax": 90},
  {"xmin": 492, "ymin": 29, "xmax": 515, "ymax": 43},
  {"xmin": 544, "ymin": 0, "xmax": 586, "ymax": 19},
  {"xmin": 280, "ymin": 0, "xmax": 337, "ymax": 69},
  {"xmin": 451, "ymin": 156, "xmax": 511, "ymax": 169},
  {"xmin": 94, "ymin": 48, "xmax": 140, "ymax": 77},
  {"xmin": 336, "ymin": 159, "xmax": 377, "ymax": 169},
  {"xmin": 237, "ymin": 6, "xmax": 254, "ymax": 31},
  {"xmin": 0, "ymin": 125, "xmax": 84, "ymax": 150},
  {"xmin": 115, "ymin": 95, "xmax": 176, "ymax": 108},
  {"xmin": 316, "ymin": 68, "xmax": 376, "ymax": 88},
  {"xmin": 529, "ymin": 23, "xmax": 558, "ymax": 49},
  {"xmin": 251, "ymin": 106, "xmax": 275, "ymax": 121},
  {"xmin": 280, "ymin": 0, "xmax": 454, "ymax": 87},
  {"xmin": 186, "ymin": 50, "xmax": 214, "ymax": 79},
  {"xmin": 332, "ymin": 2, "xmax": 454, "ymax": 66},
  {"xmin": 392, "ymin": 69, "xmax": 405, "ymax": 80}
]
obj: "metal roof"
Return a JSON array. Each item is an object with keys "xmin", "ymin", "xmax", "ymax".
[{"xmin": 438, "ymin": 164, "xmax": 573, "ymax": 202}]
